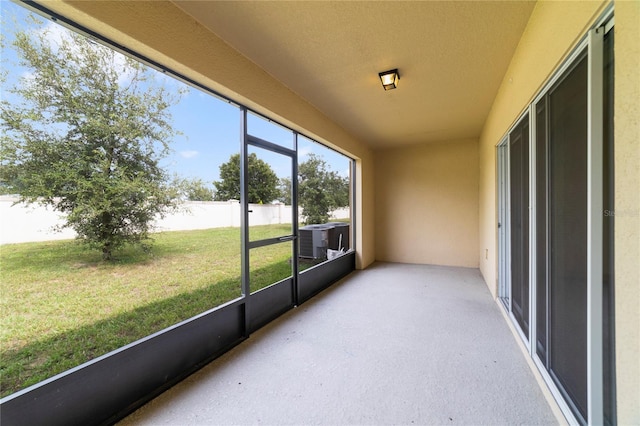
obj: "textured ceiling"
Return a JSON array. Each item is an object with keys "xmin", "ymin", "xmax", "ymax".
[{"xmin": 173, "ymin": 1, "xmax": 535, "ymax": 149}]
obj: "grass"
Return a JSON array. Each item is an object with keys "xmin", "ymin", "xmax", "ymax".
[{"xmin": 0, "ymin": 224, "xmax": 303, "ymax": 397}]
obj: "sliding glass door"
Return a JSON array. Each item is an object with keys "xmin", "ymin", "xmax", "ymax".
[
  {"xmin": 540, "ymin": 51, "xmax": 590, "ymax": 421},
  {"xmin": 509, "ymin": 114, "xmax": 530, "ymax": 337},
  {"xmin": 498, "ymin": 17, "xmax": 615, "ymax": 425}
]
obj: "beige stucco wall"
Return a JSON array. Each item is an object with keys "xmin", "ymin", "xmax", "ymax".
[
  {"xmin": 374, "ymin": 139, "xmax": 479, "ymax": 268},
  {"xmin": 48, "ymin": 0, "xmax": 376, "ymax": 269},
  {"xmin": 613, "ymin": 1, "xmax": 640, "ymax": 423},
  {"xmin": 478, "ymin": 0, "xmax": 639, "ymax": 422}
]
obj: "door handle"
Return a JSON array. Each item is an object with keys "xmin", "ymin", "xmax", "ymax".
[{"xmin": 278, "ymin": 235, "xmax": 296, "ymax": 242}]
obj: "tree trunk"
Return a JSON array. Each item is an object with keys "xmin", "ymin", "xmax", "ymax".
[{"xmin": 102, "ymin": 243, "xmax": 112, "ymax": 261}]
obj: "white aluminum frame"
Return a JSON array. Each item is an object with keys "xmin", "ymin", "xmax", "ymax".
[
  {"xmin": 498, "ymin": 108, "xmax": 532, "ymax": 346},
  {"xmin": 527, "ymin": 101, "xmax": 535, "ymax": 358},
  {"xmin": 496, "ymin": 138, "xmax": 510, "ymax": 307},
  {"xmin": 586, "ymin": 25, "xmax": 604, "ymax": 426}
]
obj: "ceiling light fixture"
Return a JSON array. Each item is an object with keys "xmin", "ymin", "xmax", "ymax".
[{"xmin": 378, "ymin": 69, "xmax": 400, "ymax": 90}]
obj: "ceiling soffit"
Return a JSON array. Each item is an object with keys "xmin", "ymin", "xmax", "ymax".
[{"xmin": 173, "ymin": 1, "xmax": 535, "ymax": 149}]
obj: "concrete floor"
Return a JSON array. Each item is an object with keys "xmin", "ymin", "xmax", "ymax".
[{"xmin": 118, "ymin": 262, "xmax": 558, "ymax": 425}]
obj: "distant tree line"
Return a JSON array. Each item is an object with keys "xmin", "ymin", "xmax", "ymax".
[{"xmin": 173, "ymin": 152, "xmax": 350, "ymax": 226}]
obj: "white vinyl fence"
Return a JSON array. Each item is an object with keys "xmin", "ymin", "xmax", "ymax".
[{"xmin": 0, "ymin": 196, "xmax": 349, "ymax": 245}]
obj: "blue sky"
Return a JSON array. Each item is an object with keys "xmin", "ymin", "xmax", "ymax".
[{"xmin": 1, "ymin": 1, "xmax": 351, "ymax": 186}]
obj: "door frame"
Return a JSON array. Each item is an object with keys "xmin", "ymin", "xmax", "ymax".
[
  {"xmin": 240, "ymin": 107, "xmax": 300, "ymax": 332},
  {"xmin": 497, "ymin": 138, "xmax": 510, "ymax": 310}
]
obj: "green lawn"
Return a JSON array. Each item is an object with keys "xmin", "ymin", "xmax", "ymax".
[{"xmin": 0, "ymin": 225, "xmax": 296, "ymax": 397}]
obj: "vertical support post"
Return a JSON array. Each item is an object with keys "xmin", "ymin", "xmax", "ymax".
[
  {"xmin": 350, "ymin": 158, "xmax": 357, "ymax": 254},
  {"xmin": 292, "ymin": 132, "xmax": 300, "ymax": 305},
  {"xmin": 240, "ymin": 107, "xmax": 251, "ymax": 335},
  {"xmin": 587, "ymin": 26, "xmax": 604, "ymax": 426}
]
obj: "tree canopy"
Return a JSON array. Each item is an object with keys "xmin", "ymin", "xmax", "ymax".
[
  {"xmin": 213, "ymin": 153, "xmax": 279, "ymax": 204},
  {"xmin": 172, "ymin": 176, "xmax": 215, "ymax": 201},
  {"xmin": 0, "ymin": 16, "xmax": 182, "ymax": 259},
  {"xmin": 277, "ymin": 177, "xmax": 292, "ymax": 206},
  {"xmin": 298, "ymin": 154, "xmax": 349, "ymax": 224}
]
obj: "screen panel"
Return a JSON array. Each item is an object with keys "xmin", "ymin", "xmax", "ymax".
[
  {"xmin": 548, "ymin": 53, "xmax": 589, "ymax": 421},
  {"xmin": 509, "ymin": 114, "xmax": 530, "ymax": 337}
]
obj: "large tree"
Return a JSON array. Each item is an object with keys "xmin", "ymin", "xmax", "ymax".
[
  {"xmin": 277, "ymin": 177, "xmax": 292, "ymax": 205},
  {"xmin": 298, "ymin": 154, "xmax": 349, "ymax": 224},
  {"xmin": 0, "ymin": 16, "xmax": 182, "ymax": 260},
  {"xmin": 213, "ymin": 153, "xmax": 279, "ymax": 204},
  {"xmin": 172, "ymin": 176, "xmax": 215, "ymax": 201}
]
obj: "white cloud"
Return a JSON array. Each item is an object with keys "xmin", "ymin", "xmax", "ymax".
[
  {"xmin": 179, "ymin": 150, "xmax": 199, "ymax": 159},
  {"xmin": 298, "ymin": 146, "xmax": 313, "ymax": 159}
]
